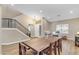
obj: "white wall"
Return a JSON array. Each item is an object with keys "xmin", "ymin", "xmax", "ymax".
[
  {"xmin": 41, "ymin": 19, "xmax": 51, "ymax": 36},
  {"xmin": 14, "ymin": 15, "xmax": 34, "ymax": 27},
  {"xmin": 14, "ymin": 15, "xmax": 50, "ymax": 37},
  {"xmin": 13, "ymin": 14, "xmax": 35, "ymax": 37},
  {"xmin": 50, "ymin": 18, "xmax": 79, "ymax": 41},
  {"xmin": 42, "ymin": 19, "xmax": 51, "ymax": 31},
  {"xmin": 0, "ymin": 6, "xmax": 2, "ymax": 28},
  {"xmin": 2, "ymin": 5, "xmax": 21, "ymax": 18},
  {"xmin": 0, "ymin": 5, "xmax": 2, "ymax": 54}
]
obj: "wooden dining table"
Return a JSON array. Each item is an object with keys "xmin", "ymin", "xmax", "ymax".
[{"xmin": 20, "ymin": 36, "xmax": 61, "ymax": 55}]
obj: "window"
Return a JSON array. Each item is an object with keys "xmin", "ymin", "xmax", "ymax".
[{"xmin": 56, "ymin": 24, "xmax": 69, "ymax": 34}]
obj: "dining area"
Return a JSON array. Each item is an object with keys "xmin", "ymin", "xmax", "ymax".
[{"xmin": 19, "ymin": 36, "xmax": 62, "ymax": 55}]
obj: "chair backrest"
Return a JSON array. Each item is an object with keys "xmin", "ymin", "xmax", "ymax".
[
  {"xmin": 48, "ymin": 43, "xmax": 53, "ymax": 55},
  {"xmin": 49, "ymin": 41, "xmax": 57, "ymax": 54},
  {"xmin": 19, "ymin": 43, "xmax": 28, "ymax": 55}
]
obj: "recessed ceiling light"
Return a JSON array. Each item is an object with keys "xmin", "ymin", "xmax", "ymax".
[
  {"xmin": 10, "ymin": 4, "xmax": 14, "ymax": 6},
  {"xmin": 70, "ymin": 10, "xmax": 73, "ymax": 14},
  {"xmin": 40, "ymin": 10, "xmax": 43, "ymax": 13}
]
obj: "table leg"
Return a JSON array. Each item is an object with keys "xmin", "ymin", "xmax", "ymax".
[
  {"xmin": 58, "ymin": 47, "xmax": 60, "ymax": 55},
  {"xmin": 54, "ymin": 42, "xmax": 57, "ymax": 55},
  {"xmin": 39, "ymin": 52, "xmax": 43, "ymax": 55},
  {"xmin": 37, "ymin": 52, "xmax": 43, "ymax": 55},
  {"xmin": 19, "ymin": 43, "xmax": 22, "ymax": 55}
]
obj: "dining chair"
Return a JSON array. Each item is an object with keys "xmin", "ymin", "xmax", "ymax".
[
  {"xmin": 48, "ymin": 38, "xmax": 62, "ymax": 55},
  {"xmin": 19, "ymin": 43, "xmax": 37, "ymax": 55},
  {"xmin": 56, "ymin": 38, "xmax": 62, "ymax": 55},
  {"xmin": 42, "ymin": 37, "xmax": 62, "ymax": 55},
  {"xmin": 19, "ymin": 43, "xmax": 28, "ymax": 55},
  {"xmin": 42, "ymin": 41, "xmax": 57, "ymax": 55},
  {"xmin": 49, "ymin": 42, "xmax": 57, "ymax": 55}
]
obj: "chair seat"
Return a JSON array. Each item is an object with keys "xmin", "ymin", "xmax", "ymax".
[{"xmin": 26, "ymin": 49, "xmax": 37, "ymax": 55}]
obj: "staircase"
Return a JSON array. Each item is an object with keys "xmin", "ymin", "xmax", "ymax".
[
  {"xmin": 2, "ymin": 18, "xmax": 31, "ymax": 37},
  {"xmin": 1, "ymin": 18, "xmax": 31, "ymax": 43}
]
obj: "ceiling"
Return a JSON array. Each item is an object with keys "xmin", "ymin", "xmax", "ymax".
[
  {"xmin": 1, "ymin": 5, "xmax": 22, "ymax": 18},
  {"xmin": 5, "ymin": 4, "xmax": 79, "ymax": 22}
]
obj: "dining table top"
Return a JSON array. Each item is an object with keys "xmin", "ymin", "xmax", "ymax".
[{"xmin": 22, "ymin": 36, "xmax": 61, "ymax": 53}]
